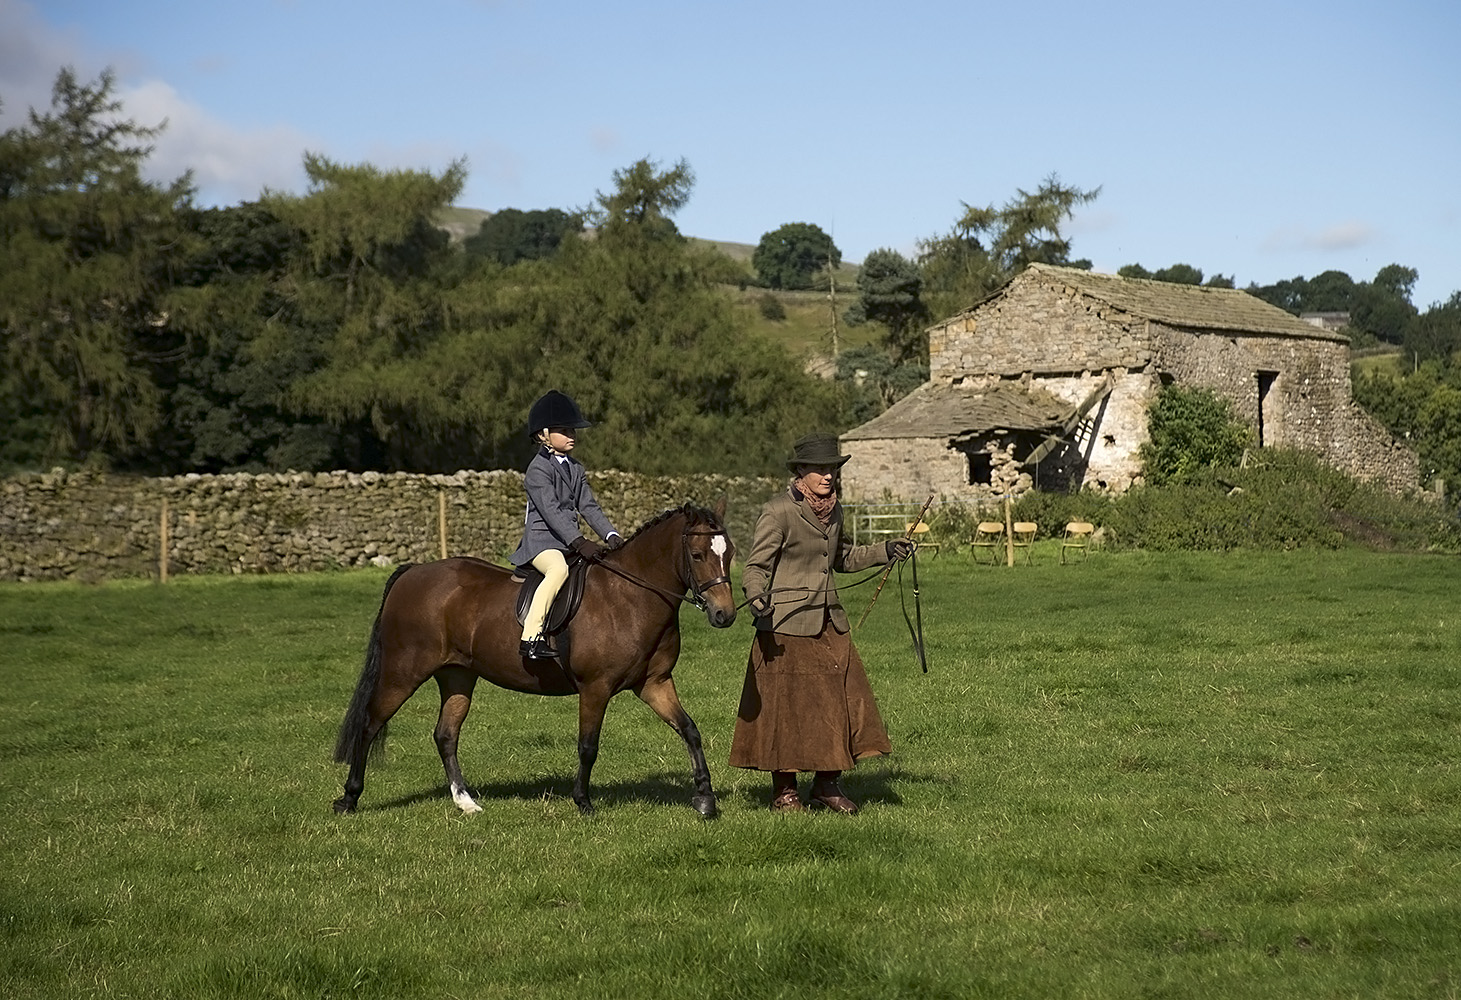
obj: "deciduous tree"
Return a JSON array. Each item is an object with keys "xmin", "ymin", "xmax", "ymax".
[
  {"xmin": 752, "ymin": 222, "xmax": 841, "ymax": 291},
  {"xmin": 464, "ymin": 207, "xmax": 581, "ymax": 266}
]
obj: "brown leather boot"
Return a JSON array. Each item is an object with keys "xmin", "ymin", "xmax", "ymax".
[
  {"xmin": 809, "ymin": 771, "xmax": 858, "ymax": 814},
  {"xmin": 769, "ymin": 771, "xmax": 804, "ymax": 812}
]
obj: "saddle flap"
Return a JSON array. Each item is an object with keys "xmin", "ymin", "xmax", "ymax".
[{"xmin": 514, "ymin": 555, "xmax": 590, "ymax": 634}]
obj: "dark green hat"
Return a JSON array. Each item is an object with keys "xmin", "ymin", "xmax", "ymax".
[{"xmin": 786, "ymin": 432, "xmax": 851, "ymax": 471}]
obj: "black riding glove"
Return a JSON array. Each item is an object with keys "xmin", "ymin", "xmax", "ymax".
[
  {"xmin": 748, "ymin": 595, "xmax": 772, "ymax": 618},
  {"xmin": 571, "ymin": 537, "xmax": 605, "ymax": 561},
  {"xmin": 886, "ymin": 538, "xmax": 916, "ymax": 562},
  {"xmin": 604, "ymin": 533, "xmax": 624, "ymax": 551}
]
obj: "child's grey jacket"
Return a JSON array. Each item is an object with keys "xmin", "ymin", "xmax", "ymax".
[{"xmin": 508, "ymin": 447, "xmax": 619, "ymax": 567}]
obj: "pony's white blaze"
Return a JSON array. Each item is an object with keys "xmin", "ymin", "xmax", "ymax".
[
  {"xmin": 451, "ymin": 783, "xmax": 482, "ymax": 814},
  {"xmin": 710, "ymin": 534, "xmax": 728, "ymax": 561}
]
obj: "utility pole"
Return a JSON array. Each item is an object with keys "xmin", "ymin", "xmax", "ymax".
[{"xmin": 827, "ymin": 258, "xmax": 839, "ymax": 359}]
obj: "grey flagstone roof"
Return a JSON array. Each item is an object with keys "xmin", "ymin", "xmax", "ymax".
[
  {"xmin": 841, "ymin": 380, "xmax": 1071, "ymax": 441},
  {"xmin": 1010, "ymin": 264, "xmax": 1347, "ymax": 341}
]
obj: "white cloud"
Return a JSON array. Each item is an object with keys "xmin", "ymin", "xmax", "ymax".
[
  {"xmin": 0, "ymin": 0, "xmax": 87, "ymax": 123},
  {"xmin": 120, "ymin": 79, "xmax": 312, "ymax": 204},
  {"xmin": 1262, "ymin": 221, "xmax": 1376, "ymax": 252},
  {"xmin": 589, "ymin": 126, "xmax": 619, "ymax": 153},
  {"xmin": 2, "ymin": 0, "xmax": 312, "ymax": 205}
]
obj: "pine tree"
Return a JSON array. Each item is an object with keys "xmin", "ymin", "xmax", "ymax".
[{"xmin": 0, "ymin": 68, "xmax": 194, "ymax": 469}]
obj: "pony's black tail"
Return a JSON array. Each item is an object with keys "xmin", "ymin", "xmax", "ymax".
[{"xmin": 333, "ymin": 564, "xmax": 414, "ymax": 765}]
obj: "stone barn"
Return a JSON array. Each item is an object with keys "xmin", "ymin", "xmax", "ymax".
[{"xmin": 841, "ymin": 263, "xmax": 1418, "ymax": 500}]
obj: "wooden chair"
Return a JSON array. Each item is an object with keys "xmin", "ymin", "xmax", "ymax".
[
  {"xmin": 970, "ymin": 521, "xmax": 1004, "ymax": 565},
  {"xmin": 1060, "ymin": 521, "xmax": 1094, "ymax": 564},
  {"xmin": 906, "ymin": 521, "xmax": 939, "ymax": 559},
  {"xmin": 1011, "ymin": 521, "xmax": 1038, "ymax": 565}
]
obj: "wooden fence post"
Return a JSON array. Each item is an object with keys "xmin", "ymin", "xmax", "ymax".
[
  {"xmin": 1004, "ymin": 496, "xmax": 1014, "ymax": 567},
  {"xmin": 438, "ymin": 489, "xmax": 448, "ymax": 560},
  {"xmin": 159, "ymin": 497, "xmax": 170, "ymax": 584}
]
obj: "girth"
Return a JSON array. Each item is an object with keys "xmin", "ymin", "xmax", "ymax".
[{"xmin": 512, "ymin": 554, "xmax": 590, "ymax": 635}]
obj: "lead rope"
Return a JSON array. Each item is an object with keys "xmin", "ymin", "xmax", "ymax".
[{"xmin": 898, "ymin": 552, "xmax": 929, "ymax": 673}]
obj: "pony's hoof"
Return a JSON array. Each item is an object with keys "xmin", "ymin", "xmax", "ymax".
[
  {"xmin": 575, "ymin": 800, "xmax": 596, "ymax": 817},
  {"xmin": 331, "ymin": 797, "xmax": 356, "ymax": 815},
  {"xmin": 691, "ymin": 794, "xmax": 719, "ymax": 819}
]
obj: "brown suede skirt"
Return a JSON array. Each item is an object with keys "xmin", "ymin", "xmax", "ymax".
[{"xmin": 728, "ymin": 623, "xmax": 892, "ymax": 773}]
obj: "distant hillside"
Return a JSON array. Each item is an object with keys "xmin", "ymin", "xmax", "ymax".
[
  {"xmin": 689, "ymin": 236, "xmax": 862, "ymax": 282},
  {"xmin": 436, "ymin": 206, "xmax": 492, "ymax": 243},
  {"xmin": 437, "ymin": 211, "xmax": 862, "ymax": 277},
  {"xmin": 436, "ymin": 211, "xmax": 871, "ymax": 365}
]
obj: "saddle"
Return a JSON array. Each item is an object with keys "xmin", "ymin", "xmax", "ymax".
[{"xmin": 511, "ymin": 553, "xmax": 591, "ymax": 636}]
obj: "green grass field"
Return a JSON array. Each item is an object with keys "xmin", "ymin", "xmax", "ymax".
[{"xmin": 2, "ymin": 549, "xmax": 1458, "ymax": 998}]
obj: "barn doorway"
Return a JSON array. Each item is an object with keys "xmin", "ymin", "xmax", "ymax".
[{"xmin": 1256, "ymin": 370, "xmax": 1279, "ymax": 446}]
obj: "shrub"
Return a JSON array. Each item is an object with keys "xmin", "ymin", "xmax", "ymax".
[
  {"xmin": 1003, "ymin": 449, "xmax": 1461, "ymax": 553},
  {"xmin": 1140, "ymin": 384, "xmax": 1252, "ymax": 486},
  {"xmin": 757, "ymin": 293, "xmax": 786, "ymax": 322}
]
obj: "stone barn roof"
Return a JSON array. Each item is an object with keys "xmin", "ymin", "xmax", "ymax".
[
  {"xmin": 1003, "ymin": 263, "xmax": 1348, "ymax": 341},
  {"xmin": 842, "ymin": 380, "xmax": 1072, "ymax": 441}
]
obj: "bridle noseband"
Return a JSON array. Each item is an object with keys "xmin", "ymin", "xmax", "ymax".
[{"xmin": 680, "ymin": 525, "xmax": 731, "ymax": 611}]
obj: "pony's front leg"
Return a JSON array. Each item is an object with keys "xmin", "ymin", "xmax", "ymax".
[
  {"xmin": 573, "ymin": 686, "xmax": 611, "ymax": 815},
  {"xmin": 637, "ymin": 676, "xmax": 718, "ymax": 818},
  {"xmin": 434, "ymin": 668, "xmax": 481, "ymax": 814}
]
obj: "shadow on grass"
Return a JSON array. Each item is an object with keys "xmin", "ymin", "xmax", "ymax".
[
  {"xmin": 366, "ymin": 771, "xmax": 714, "ymax": 814},
  {"xmin": 356, "ymin": 764, "xmax": 947, "ymax": 814},
  {"xmin": 725, "ymin": 763, "xmax": 950, "ymax": 811}
]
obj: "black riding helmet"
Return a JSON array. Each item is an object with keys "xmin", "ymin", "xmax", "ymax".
[{"xmin": 527, "ymin": 390, "xmax": 593, "ymax": 434}]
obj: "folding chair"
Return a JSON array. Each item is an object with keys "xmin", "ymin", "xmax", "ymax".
[
  {"xmin": 1010, "ymin": 521, "xmax": 1038, "ymax": 565},
  {"xmin": 970, "ymin": 521, "xmax": 1004, "ymax": 565},
  {"xmin": 1060, "ymin": 521, "xmax": 1094, "ymax": 564},
  {"xmin": 906, "ymin": 521, "xmax": 939, "ymax": 559}
]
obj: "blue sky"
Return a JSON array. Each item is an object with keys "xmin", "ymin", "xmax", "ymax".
[{"xmin": 5, "ymin": 0, "xmax": 1458, "ymax": 308}]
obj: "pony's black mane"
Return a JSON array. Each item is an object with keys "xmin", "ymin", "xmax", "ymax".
[{"xmin": 622, "ymin": 503, "xmax": 720, "ymax": 544}]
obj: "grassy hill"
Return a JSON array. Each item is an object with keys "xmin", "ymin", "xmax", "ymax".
[{"xmin": 435, "ymin": 205, "xmax": 492, "ymax": 243}]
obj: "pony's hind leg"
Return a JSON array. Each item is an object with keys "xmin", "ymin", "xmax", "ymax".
[
  {"xmin": 434, "ymin": 667, "xmax": 481, "ymax": 814},
  {"xmin": 334, "ymin": 679, "xmax": 417, "ymax": 814},
  {"xmin": 636, "ymin": 676, "xmax": 718, "ymax": 818}
]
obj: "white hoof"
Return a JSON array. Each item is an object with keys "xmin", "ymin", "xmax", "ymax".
[{"xmin": 451, "ymin": 785, "xmax": 482, "ymax": 814}]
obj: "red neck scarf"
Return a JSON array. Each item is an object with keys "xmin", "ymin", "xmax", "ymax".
[{"xmin": 792, "ymin": 479, "xmax": 838, "ymax": 525}]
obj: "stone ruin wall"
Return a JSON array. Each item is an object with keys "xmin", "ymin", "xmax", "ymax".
[
  {"xmin": 1155, "ymin": 326, "xmax": 1420, "ymax": 493},
  {"xmin": 928, "ymin": 275, "xmax": 1153, "ymax": 380},
  {"xmin": 839, "ymin": 437, "xmax": 967, "ymax": 502},
  {"xmin": 0, "ymin": 468, "xmax": 782, "ymax": 583},
  {"xmin": 1025, "ymin": 370, "xmax": 1156, "ymax": 493},
  {"xmin": 870, "ymin": 276, "xmax": 1161, "ymax": 501}
]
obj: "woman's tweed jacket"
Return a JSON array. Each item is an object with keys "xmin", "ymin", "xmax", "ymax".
[{"xmin": 741, "ymin": 487, "xmax": 889, "ymax": 637}]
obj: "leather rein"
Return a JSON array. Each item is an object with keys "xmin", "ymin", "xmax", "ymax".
[{"xmin": 596, "ymin": 524, "xmax": 731, "ymax": 612}]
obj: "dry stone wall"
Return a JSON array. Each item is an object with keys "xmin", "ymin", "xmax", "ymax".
[{"xmin": 0, "ymin": 468, "xmax": 782, "ymax": 583}]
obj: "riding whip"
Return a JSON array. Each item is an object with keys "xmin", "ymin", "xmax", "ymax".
[{"xmin": 855, "ymin": 494, "xmax": 934, "ymax": 630}]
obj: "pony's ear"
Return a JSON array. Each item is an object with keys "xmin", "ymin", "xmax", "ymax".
[{"xmin": 713, "ymin": 495, "xmax": 727, "ymax": 524}]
